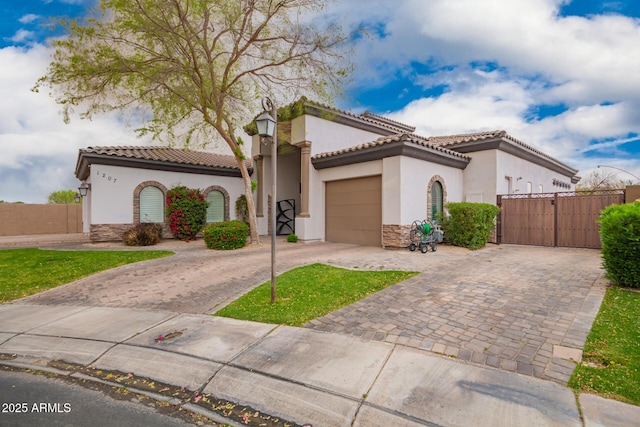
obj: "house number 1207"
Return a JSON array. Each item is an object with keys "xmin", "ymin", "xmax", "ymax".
[{"xmin": 95, "ymin": 170, "xmax": 117, "ymax": 183}]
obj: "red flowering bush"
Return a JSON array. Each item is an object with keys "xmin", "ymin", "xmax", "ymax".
[{"xmin": 166, "ymin": 186, "xmax": 209, "ymax": 242}]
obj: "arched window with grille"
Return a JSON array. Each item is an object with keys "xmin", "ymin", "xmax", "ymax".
[
  {"xmin": 139, "ymin": 186, "xmax": 164, "ymax": 223},
  {"xmin": 206, "ymin": 190, "xmax": 225, "ymax": 223},
  {"xmin": 429, "ymin": 181, "xmax": 444, "ymax": 222}
]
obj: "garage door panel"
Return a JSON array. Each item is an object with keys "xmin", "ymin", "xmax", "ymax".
[
  {"xmin": 326, "ymin": 176, "xmax": 381, "ymax": 247},
  {"xmin": 326, "ymin": 191, "xmax": 381, "ymax": 206}
]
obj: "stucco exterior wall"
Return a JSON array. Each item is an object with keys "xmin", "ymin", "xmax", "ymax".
[
  {"xmin": 291, "ymin": 115, "xmax": 385, "ymax": 155},
  {"xmin": 397, "ymin": 156, "xmax": 464, "ymax": 224},
  {"xmin": 86, "ymin": 163, "xmax": 247, "ymax": 228},
  {"xmin": 495, "ymin": 150, "xmax": 575, "ymax": 197},
  {"xmin": 462, "ymin": 150, "xmax": 498, "ymax": 203},
  {"xmin": 461, "ymin": 149, "xmax": 577, "ymax": 205}
]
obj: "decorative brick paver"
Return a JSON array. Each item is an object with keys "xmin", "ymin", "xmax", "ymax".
[
  {"xmin": 305, "ymin": 244, "xmax": 607, "ymax": 384},
  {"xmin": 13, "ymin": 239, "xmax": 606, "ymax": 384}
]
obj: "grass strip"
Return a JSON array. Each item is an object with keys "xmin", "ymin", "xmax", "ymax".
[
  {"xmin": 215, "ymin": 263, "xmax": 418, "ymax": 326},
  {"xmin": 0, "ymin": 248, "xmax": 173, "ymax": 302},
  {"xmin": 568, "ymin": 287, "xmax": 640, "ymax": 405}
]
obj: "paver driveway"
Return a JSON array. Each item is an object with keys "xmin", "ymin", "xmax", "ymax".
[{"xmin": 14, "ymin": 240, "xmax": 606, "ymax": 383}]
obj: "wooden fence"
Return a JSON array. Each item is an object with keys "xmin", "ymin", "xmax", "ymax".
[{"xmin": 497, "ymin": 190, "xmax": 626, "ymax": 249}]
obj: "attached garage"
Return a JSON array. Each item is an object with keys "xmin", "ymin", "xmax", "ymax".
[{"xmin": 325, "ymin": 175, "xmax": 382, "ymax": 246}]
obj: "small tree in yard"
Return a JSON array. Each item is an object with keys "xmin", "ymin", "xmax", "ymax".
[
  {"xmin": 34, "ymin": 0, "xmax": 350, "ymax": 245},
  {"xmin": 47, "ymin": 190, "xmax": 80, "ymax": 204},
  {"xmin": 577, "ymin": 170, "xmax": 628, "ymax": 191}
]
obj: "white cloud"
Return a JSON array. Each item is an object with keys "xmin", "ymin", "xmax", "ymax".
[
  {"xmin": 19, "ymin": 14, "xmax": 41, "ymax": 24},
  {"xmin": 9, "ymin": 30, "xmax": 36, "ymax": 44},
  {"xmin": 0, "ymin": 44, "xmax": 147, "ymax": 203},
  {"xmin": 327, "ymin": 0, "xmax": 640, "ymax": 181}
]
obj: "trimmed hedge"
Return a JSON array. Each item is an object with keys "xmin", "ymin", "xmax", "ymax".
[
  {"xmin": 203, "ymin": 220, "xmax": 249, "ymax": 250},
  {"xmin": 122, "ymin": 223, "xmax": 163, "ymax": 246},
  {"xmin": 439, "ymin": 202, "xmax": 500, "ymax": 250},
  {"xmin": 599, "ymin": 202, "xmax": 640, "ymax": 288}
]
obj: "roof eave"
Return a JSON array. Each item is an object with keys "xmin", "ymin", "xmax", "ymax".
[
  {"xmin": 75, "ymin": 152, "xmax": 251, "ymax": 180},
  {"xmin": 312, "ymin": 140, "xmax": 470, "ymax": 170},
  {"xmin": 448, "ymin": 137, "xmax": 579, "ymax": 178}
]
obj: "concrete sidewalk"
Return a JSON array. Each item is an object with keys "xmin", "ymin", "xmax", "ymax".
[{"xmin": 1, "ymin": 304, "xmax": 638, "ymax": 427}]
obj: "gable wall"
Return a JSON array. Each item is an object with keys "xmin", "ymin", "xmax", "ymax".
[{"xmin": 292, "ymin": 115, "xmax": 387, "ymax": 155}]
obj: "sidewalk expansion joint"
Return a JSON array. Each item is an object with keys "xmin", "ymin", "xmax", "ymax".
[{"xmin": 0, "ymin": 360, "xmax": 308, "ymax": 427}]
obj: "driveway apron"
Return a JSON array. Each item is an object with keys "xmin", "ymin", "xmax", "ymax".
[{"xmin": 13, "ymin": 241, "xmax": 605, "ymax": 383}]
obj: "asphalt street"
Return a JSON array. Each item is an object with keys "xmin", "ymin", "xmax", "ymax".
[{"xmin": 0, "ymin": 368, "xmax": 198, "ymax": 427}]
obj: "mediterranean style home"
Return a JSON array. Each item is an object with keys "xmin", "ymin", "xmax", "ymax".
[{"xmin": 75, "ymin": 98, "xmax": 579, "ymax": 245}]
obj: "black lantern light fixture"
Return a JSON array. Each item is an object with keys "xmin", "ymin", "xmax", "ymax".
[{"xmin": 78, "ymin": 181, "xmax": 90, "ymax": 197}]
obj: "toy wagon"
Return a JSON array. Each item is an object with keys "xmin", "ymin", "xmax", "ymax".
[{"xmin": 408, "ymin": 219, "xmax": 444, "ymax": 253}]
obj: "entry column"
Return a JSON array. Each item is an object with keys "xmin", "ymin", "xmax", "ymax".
[{"xmin": 296, "ymin": 141, "xmax": 311, "ymax": 218}]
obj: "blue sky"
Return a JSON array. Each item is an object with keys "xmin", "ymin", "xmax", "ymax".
[{"xmin": 1, "ymin": 0, "xmax": 639, "ymax": 202}]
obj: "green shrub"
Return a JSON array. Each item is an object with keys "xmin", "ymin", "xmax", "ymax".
[
  {"xmin": 287, "ymin": 233, "xmax": 298, "ymax": 243},
  {"xmin": 122, "ymin": 223, "xmax": 163, "ymax": 246},
  {"xmin": 599, "ymin": 202, "xmax": 640, "ymax": 288},
  {"xmin": 439, "ymin": 202, "xmax": 500, "ymax": 250},
  {"xmin": 166, "ymin": 186, "xmax": 209, "ymax": 242},
  {"xmin": 203, "ymin": 220, "xmax": 249, "ymax": 250}
]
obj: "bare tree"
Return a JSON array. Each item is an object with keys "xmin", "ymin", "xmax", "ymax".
[
  {"xmin": 576, "ymin": 170, "xmax": 627, "ymax": 191},
  {"xmin": 35, "ymin": 0, "xmax": 350, "ymax": 244}
]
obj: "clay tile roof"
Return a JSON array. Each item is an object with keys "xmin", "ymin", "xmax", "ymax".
[
  {"xmin": 427, "ymin": 130, "xmax": 509, "ymax": 147},
  {"xmin": 282, "ymin": 97, "xmax": 417, "ymax": 135},
  {"xmin": 360, "ymin": 111, "xmax": 416, "ymax": 133},
  {"xmin": 311, "ymin": 133, "xmax": 470, "ymax": 160},
  {"xmin": 80, "ymin": 146, "xmax": 249, "ymax": 170},
  {"xmin": 428, "ymin": 130, "xmax": 577, "ymax": 172}
]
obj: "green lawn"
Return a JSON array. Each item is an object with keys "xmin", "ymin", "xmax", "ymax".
[
  {"xmin": 569, "ymin": 287, "xmax": 640, "ymax": 405},
  {"xmin": 215, "ymin": 263, "xmax": 418, "ymax": 326},
  {"xmin": 0, "ymin": 248, "xmax": 173, "ymax": 303}
]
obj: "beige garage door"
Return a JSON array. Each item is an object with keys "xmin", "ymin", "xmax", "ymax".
[{"xmin": 325, "ymin": 176, "xmax": 382, "ymax": 246}]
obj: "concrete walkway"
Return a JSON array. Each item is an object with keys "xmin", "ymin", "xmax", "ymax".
[{"xmin": 1, "ymin": 304, "xmax": 639, "ymax": 427}]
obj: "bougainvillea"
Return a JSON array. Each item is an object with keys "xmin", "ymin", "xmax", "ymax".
[{"xmin": 166, "ymin": 186, "xmax": 208, "ymax": 242}]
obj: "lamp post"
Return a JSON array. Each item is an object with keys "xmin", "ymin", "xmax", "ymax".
[
  {"xmin": 254, "ymin": 97, "xmax": 278, "ymax": 303},
  {"xmin": 597, "ymin": 165, "xmax": 640, "ymax": 183}
]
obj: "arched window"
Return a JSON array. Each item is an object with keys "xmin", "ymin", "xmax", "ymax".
[
  {"xmin": 206, "ymin": 190, "xmax": 225, "ymax": 223},
  {"xmin": 429, "ymin": 181, "xmax": 443, "ymax": 222},
  {"xmin": 139, "ymin": 186, "xmax": 164, "ymax": 223}
]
